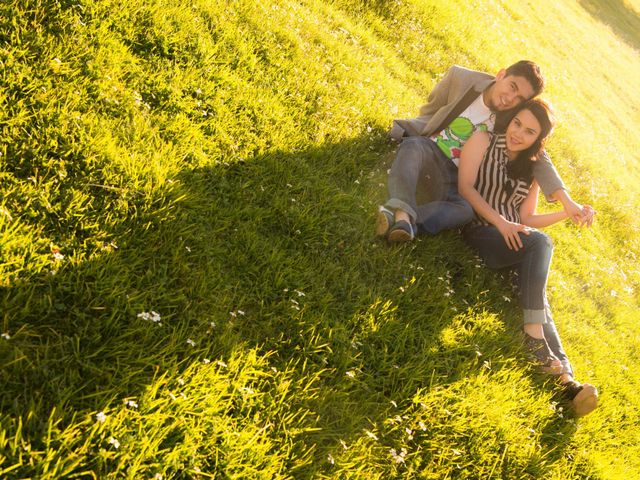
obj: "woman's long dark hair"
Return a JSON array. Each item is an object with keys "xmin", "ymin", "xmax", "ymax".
[{"xmin": 494, "ymin": 98, "xmax": 555, "ymax": 182}]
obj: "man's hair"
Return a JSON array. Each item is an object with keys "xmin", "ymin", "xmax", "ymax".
[{"xmin": 505, "ymin": 60, "xmax": 545, "ymax": 97}]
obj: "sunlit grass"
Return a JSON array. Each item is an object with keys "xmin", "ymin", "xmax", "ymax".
[{"xmin": 1, "ymin": 0, "xmax": 639, "ymax": 478}]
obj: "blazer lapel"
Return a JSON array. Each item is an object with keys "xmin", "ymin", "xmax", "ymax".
[{"xmin": 429, "ymin": 84, "xmax": 486, "ymax": 136}]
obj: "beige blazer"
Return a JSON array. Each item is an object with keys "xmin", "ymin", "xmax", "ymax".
[{"xmin": 390, "ymin": 65, "xmax": 494, "ymax": 141}]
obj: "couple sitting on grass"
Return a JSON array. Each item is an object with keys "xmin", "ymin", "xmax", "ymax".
[{"xmin": 376, "ymin": 60, "xmax": 598, "ymax": 417}]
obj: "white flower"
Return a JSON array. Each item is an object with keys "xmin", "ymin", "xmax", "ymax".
[
  {"xmin": 1, "ymin": 333, "xmax": 10, "ymax": 340},
  {"xmin": 154, "ymin": 474, "xmax": 163, "ymax": 480},
  {"xmin": 95, "ymin": 411, "xmax": 107, "ymax": 423},
  {"xmin": 203, "ymin": 358, "xmax": 211, "ymax": 364},
  {"xmin": 364, "ymin": 430, "xmax": 378, "ymax": 440},
  {"xmin": 216, "ymin": 360, "xmax": 227, "ymax": 368},
  {"xmin": 295, "ymin": 290, "xmax": 306, "ymax": 297},
  {"xmin": 390, "ymin": 447, "xmax": 407, "ymax": 464},
  {"xmin": 327, "ymin": 453, "xmax": 335, "ymax": 465},
  {"xmin": 107, "ymin": 436, "xmax": 120, "ymax": 449},
  {"xmin": 340, "ymin": 439, "xmax": 348, "ymax": 450},
  {"xmin": 186, "ymin": 339, "xmax": 196, "ymax": 347},
  {"xmin": 137, "ymin": 311, "xmax": 161, "ymax": 323},
  {"xmin": 126, "ymin": 400, "xmax": 138, "ymax": 409},
  {"xmin": 237, "ymin": 310, "xmax": 245, "ymax": 316},
  {"xmin": 345, "ymin": 371, "xmax": 355, "ymax": 378},
  {"xmin": 610, "ymin": 290, "xmax": 618, "ymax": 297},
  {"xmin": 177, "ymin": 378, "xmax": 185, "ymax": 386},
  {"xmin": 52, "ymin": 252, "xmax": 64, "ymax": 261}
]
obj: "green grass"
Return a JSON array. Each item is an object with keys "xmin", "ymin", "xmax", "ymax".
[{"xmin": 1, "ymin": 0, "xmax": 639, "ymax": 478}]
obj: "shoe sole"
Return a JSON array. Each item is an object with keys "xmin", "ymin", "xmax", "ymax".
[
  {"xmin": 572, "ymin": 384, "xmax": 598, "ymax": 417},
  {"xmin": 388, "ymin": 228, "xmax": 413, "ymax": 243},
  {"xmin": 375, "ymin": 210, "xmax": 392, "ymax": 237}
]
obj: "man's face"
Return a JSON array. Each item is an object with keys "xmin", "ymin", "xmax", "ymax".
[{"xmin": 485, "ymin": 70, "xmax": 536, "ymax": 111}]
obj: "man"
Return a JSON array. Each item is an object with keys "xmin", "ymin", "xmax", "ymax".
[{"xmin": 377, "ymin": 61, "xmax": 590, "ymax": 243}]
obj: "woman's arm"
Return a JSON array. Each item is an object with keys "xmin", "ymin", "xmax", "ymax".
[
  {"xmin": 458, "ymin": 132, "xmax": 529, "ymax": 251},
  {"xmin": 519, "ymin": 181, "xmax": 570, "ymax": 228}
]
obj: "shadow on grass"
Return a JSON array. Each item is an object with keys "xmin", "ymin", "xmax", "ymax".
[
  {"xmin": 0, "ymin": 131, "xmax": 586, "ymax": 476},
  {"xmin": 579, "ymin": 0, "xmax": 640, "ymax": 51}
]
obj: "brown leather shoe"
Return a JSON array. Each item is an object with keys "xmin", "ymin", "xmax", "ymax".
[{"xmin": 562, "ymin": 381, "xmax": 599, "ymax": 417}]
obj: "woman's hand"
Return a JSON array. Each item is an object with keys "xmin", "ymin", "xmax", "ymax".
[
  {"xmin": 497, "ymin": 217, "xmax": 530, "ymax": 251},
  {"xmin": 579, "ymin": 205, "xmax": 596, "ymax": 227}
]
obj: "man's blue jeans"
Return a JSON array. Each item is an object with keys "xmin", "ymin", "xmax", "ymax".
[
  {"xmin": 385, "ymin": 136, "xmax": 474, "ymax": 234},
  {"xmin": 463, "ymin": 225, "xmax": 573, "ymax": 376}
]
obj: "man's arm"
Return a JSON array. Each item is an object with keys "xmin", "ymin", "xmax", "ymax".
[
  {"xmin": 532, "ymin": 150, "xmax": 565, "ymax": 201},
  {"xmin": 551, "ymin": 189, "xmax": 596, "ymax": 226},
  {"xmin": 532, "ymin": 152, "xmax": 595, "ymax": 226}
]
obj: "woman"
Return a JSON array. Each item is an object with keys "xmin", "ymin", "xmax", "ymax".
[{"xmin": 458, "ymin": 98, "xmax": 598, "ymax": 416}]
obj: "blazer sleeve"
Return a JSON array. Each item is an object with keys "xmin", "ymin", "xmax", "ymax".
[
  {"xmin": 532, "ymin": 150, "xmax": 566, "ymax": 201},
  {"xmin": 418, "ymin": 66, "xmax": 458, "ymax": 118}
]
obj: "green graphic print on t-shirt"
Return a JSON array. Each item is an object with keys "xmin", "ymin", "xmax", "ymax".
[{"xmin": 435, "ymin": 117, "xmax": 489, "ymax": 160}]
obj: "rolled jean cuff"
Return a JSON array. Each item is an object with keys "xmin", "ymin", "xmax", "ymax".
[
  {"xmin": 523, "ymin": 309, "xmax": 546, "ymax": 324},
  {"xmin": 385, "ymin": 198, "xmax": 417, "ymax": 222}
]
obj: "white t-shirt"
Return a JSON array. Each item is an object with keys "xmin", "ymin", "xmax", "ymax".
[{"xmin": 430, "ymin": 94, "xmax": 494, "ymax": 167}]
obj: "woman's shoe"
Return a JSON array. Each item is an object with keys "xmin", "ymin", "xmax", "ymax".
[
  {"xmin": 562, "ymin": 380, "xmax": 598, "ymax": 417},
  {"xmin": 522, "ymin": 331, "xmax": 563, "ymax": 375},
  {"xmin": 388, "ymin": 220, "xmax": 416, "ymax": 243},
  {"xmin": 375, "ymin": 206, "xmax": 394, "ymax": 238}
]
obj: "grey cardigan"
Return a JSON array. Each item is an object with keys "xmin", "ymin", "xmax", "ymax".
[{"xmin": 390, "ymin": 65, "xmax": 565, "ymax": 199}]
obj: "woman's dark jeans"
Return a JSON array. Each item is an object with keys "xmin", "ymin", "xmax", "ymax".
[{"xmin": 463, "ymin": 225, "xmax": 573, "ymax": 376}]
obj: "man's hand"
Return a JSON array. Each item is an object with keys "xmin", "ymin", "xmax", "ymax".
[
  {"xmin": 560, "ymin": 196, "xmax": 583, "ymax": 224},
  {"xmin": 497, "ymin": 218, "xmax": 530, "ymax": 251},
  {"xmin": 553, "ymin": 189, "xmax": 595, "ymax": 227},
  {"xmin": 578, "ymin": 204, "xmax": 596, "ymax": 227}
]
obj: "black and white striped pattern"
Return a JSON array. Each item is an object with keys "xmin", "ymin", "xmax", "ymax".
[{"xmin": 472, "ymin": 134, "xmax": 531, "ymax": 226}]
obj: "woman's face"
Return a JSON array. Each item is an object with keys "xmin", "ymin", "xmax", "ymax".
[{"xmin": 505, "ymin": 108, "xmax": 542, "ymax": 154}]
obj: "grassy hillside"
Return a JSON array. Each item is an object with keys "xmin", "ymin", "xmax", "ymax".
[{"xmin": 1, "ymin": 0, "xmax": 639, "ymax": 478}]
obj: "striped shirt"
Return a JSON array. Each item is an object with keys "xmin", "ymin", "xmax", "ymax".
[{"xmin": 472, "ymin": 134, "xmax": 531, "ymax": 226}]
